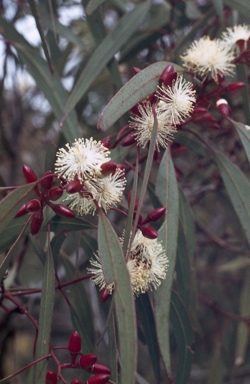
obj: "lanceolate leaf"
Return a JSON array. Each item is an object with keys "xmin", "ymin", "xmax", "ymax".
[
  {"xmin": 0, "ymin": 183, "xmax": 35, "ymax": 235},
  {"xmin": 0, "ymin": 17, "xmax": 80, "ymax": 143},
  {"xmin": 98, "ymin": 211, "xmax": 137, "ymax": 384},
  {"xmin": 62, "ymin": 1, "xmax": 151, "ymax": 121},
  {"xmin": 231, "ymin": 120, "xmax": 250, "ymax": 163},
  {"xmin": 98, "ymin": 61, "xmax": 175, "ymax": 131},
  {"xmin": 27, "ymin": 240, "xmax": 55, "ymax": 383},
  {"xmin": 176, "ymin": 191, "xmax": 195, "ymax": 309},
  {"xmin": 215, "ymin": 151, "xmax": 250, "ymax": 245},
  {"xmin": 153, "ymin": 149, "xmax": 179, "ymax": 373},
  {"xmin": 170, "ymin": 291, "xmax": 193, "ymax": 384},
  {"xmin": 223, "ymin": 0, "xmax": 250, "ymax": 15}
]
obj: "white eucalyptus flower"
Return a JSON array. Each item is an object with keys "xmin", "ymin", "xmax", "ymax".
[
  {"xmin": 181, "ymin": 36, "xmax": 235, "ymax": 82},
  {"xmin": 127, "ymin": 230, "xmax": 168, "ymax": 295},
  {"xmin": 221, "ymin": 24, "xmax": 250, "ymax": 52},
  {"xmin": 156, "ymin": 75, "xmax": 196, "ymax": 125},
  {"xmin": 55, "ymin": 138, "xmax": 110, "ymax": 182},
  {"xmin": 129, "ymin": 102, "xmax": 176, "ymax": 151},
  {"xmin": 87, "ymin": 254, "xmax": 115, "ymax": 294}
]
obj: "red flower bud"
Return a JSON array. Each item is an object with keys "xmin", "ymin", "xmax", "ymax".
[
  {"xmin": 68, "ymin": 331, "xmax": 81, "ymax": 354},
  {"xmin": 91, "ymin": 363, "xmax": 111, "ymax": 375},
  {"xmin": 87, "ymin": 374, "xmax": 110, "ymax": 384},
  {"xmin": 100, "ymin": 287, "xmax": 112, "ymax": 303},
  {"xmin": 160, "ymin": 64, "xmax": 177, "ymax": 87},
  {"xmin": 101, "ymin": 161, "xmax": 117, "ymax": 176},
  {"xmin": 48, "ymin": 187, "xmax": 64, "ymax": 201},
  {"xmin": 209, "ymin": 123, "xmax": 221, "ymax": 130},
  {"xmin": 193, "ymin": 112, "xmax": 217, "ymax": 123},
  {"xmin": 79, "ymin": 354, "xmax": 97, "ymax": 370},
  {"xmin": 226, "ymin": 81, "xmax": 245, "ymax": 92},
  {"xmin": 192, "ymin": 106, "xmax": 208, "ymax": 115},
  {"xmin": 26, "ymin": 199, "xmax": 41, "ymax": 212},
  {"xmin": 101, "ymin": 136, "xmax": 110, "ymax": 149},
  {"xmin": 22, "ymin": 164, "xmax": 38, "ymax": 183},
  {"xmin": 66, "ymin": 179, "xmax": 83, "ymax": 194},
  {"xmin": 132, "ymin": 67, "xmax": 141, "ymax": 75},
  {"xmin": 30, "ymin": 210, "xmax": 44, "ymax": 235},
  {"xmin": 216, "ymin": 99, "xmax": 231, "ymax": 117},
  {"xmin": 15, "ymin": 203, "xmax": 29, "ymax": 218},
  {"xmin": 45, "ymin": 370, "xmax": 58, "ymax": 384},
  {"xmin": 121, "ymin": 132, "xmax": 136, "ymax": 147},
  {"xmin": 70, "ymin": 380, "xmax": 84, "ymax": 384},
  {"xmin": 141, "ymin": 226, "xmax": 158, "ymax": 239},
  {"xmin": 172, "ymin": 146, "xmax": 187, "ymax": 156},
  {"xmin": 40, "ymin": 171, "xmax": 54, "ymax": 190},
  {"xmin": 49, "ymin": 203, "xmax": 75, "ymax": 218},
  {"xmin": 145, "ymin": 207, "xmax": 166, "ymax": 223}
]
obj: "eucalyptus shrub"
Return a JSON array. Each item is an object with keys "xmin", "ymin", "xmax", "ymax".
[{"xmin": 0, "ymin": 1, "xmax": 250, "ymax": 384}]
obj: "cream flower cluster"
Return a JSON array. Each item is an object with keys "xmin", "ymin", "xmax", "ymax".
[
  {"xmin": 181, "ymin": 25, "xmax": 250, "ymax": 82},
  {"xmin": 129, "ymin": 75, "xmax": 196, "ymax": 150},
  {"xmin": 55, "ymin": 138, "xmax": 126, "ymax": 215},
  {"xmin": 88, "ymin": 229, "xmax": 168, "ymax": 296}
]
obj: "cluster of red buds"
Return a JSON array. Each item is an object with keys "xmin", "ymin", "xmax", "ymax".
[
  {"xmin": 15, "ymin": 165, "xmax": 75, "ymax": 235},
  {"xmin": 45, "ymin": 331, "xmax": 111, "ymax": 384},
  {"xmin": 128, "ymin": 191, "xmax": 166, "ymax": 240}
]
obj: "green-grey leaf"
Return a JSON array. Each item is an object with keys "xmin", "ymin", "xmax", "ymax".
[
  {"xmin": 98, "ymin": 61, "xmax": 177, "ymax": 131},
  {"xmin": 86, "ymin": 0, "xmax": 107, "ymax": 15},
  {"xmin": 175, "ymin": 191, "xmax": 195, "ymax": 308},
  {"xmin": 61, "ymin": 253, "xmax": 94, "ymax": 353},
  {"xmin": 170, "ymin": 291, "xmax": 193, "ymax": 384},
  {"xmin": 153, "ymin": 149, "xmax": 179, "ymax": 373},
  {"xmin": 0, "ymin": 17, "xmax": 80, "ymax": 143},
  {"xmin": 215, "ymin": 151, "xmax": 250, "ymax": 245},
  {"xmin": 98, "ymin": 211, "xmax": 137, "ymax": 384},
  {"xmin": 232, "ymin": 120, "xmax": 250, "ymax": 163},
  {"xmin": 223, "ymin": 0, "xmax": 250, "ymax": 15},
  {"xmin": 0, "ymin": 183, "xmax": 35, "ymax": 235},
  {"xmin": 62, "ymin": 1, "xmax": 151, "ymax": 121},
  {"xmin": 27, "ymin": 240, "xmax": 55, "ymax": 383}
]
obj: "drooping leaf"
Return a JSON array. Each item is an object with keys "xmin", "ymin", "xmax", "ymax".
[
  {"xmin": 176, "ymin": 190, "xmax": 195, "ymax": 308},
  {"xmin": 153, "ymin": 149, "xmax": 179, "ymax": 373},
  {"xmin": 98, "ymin": 61, "xmax": 179, "ymax": 131},
  {"xmin": 61, "ymin": 253, "xmax": 94, "ymax": 353},
  {"xmin": 231, "ymin": 120, "xmax": 250, "ymax": 163},
  {"xmin": 234, "ymin": 269, "xmax": 250, "ymax": 366},
  {"xmin": 26, "ymin": 239, "xmax": 55, "ymax": 384},
  {"xmin": 223, "ymin": 0, "xmax": 250, "ymax": 15},
  {"xmin": 98, "ymin": 211, "xmax": 137, "ymax": 384},
  {"xmin": 62, "ymin": 1, "xmax": 151, "ymax": 121},
  {"xmin": 86, "ymin": 0, "xmax": 107, "ymax": 15},
  {"xmin": 170, "ymin": 291, "xmax": 193, "ymax": 384},
  {"xmin": 215, "ymin": 151, "xmax": 250, "ymax": 245},
  {"xmin": 0, "ymin": 17, "xmax": 80, "ymax": 143},
  {"xmin": 136, "ymin": 295, "xmax": 160, "ymax": 380},
  {"xmin": 0, "ymin": 183, "xmax": 35, "ymax": 235}
]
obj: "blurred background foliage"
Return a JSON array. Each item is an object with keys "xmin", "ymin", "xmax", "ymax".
[{"xmin": 0, "ymin": 0, "xmax": 250, "ymax": 383}]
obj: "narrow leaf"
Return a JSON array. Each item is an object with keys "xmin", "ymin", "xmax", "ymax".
[
  {"xmin": 153, "ymin": 149, "xmax": 179, "ymax": 373},
  {"xmin": 231, "ymin": 120, "xmax": 250, "ymax": 163},
  {"xmin": 86, "ymin": 0, "xmax": 107, "ymax": 15},
  {"xmin": 0, "ymin": 183, "xmax": 35, "ymax": 234},
  {"xmin": 223, "ymin": 0, "xmax": 250, "ymax": 15},
  {"xmin": 98, "ymin": 61, "xmax": 176, "ymax": 131},
  {"xmin": 215, "ymin": 151, "xmax": 250, "ymax": 245},
  {"xmin": 63, "ymin": 1, "xmax": 151, "ymax": 121},
  {"xmin": 0, "ymin": 17, "xmax": 80, "ymax": 143},
  {"xmin": 235, "ymin": 269, "xmax": 250, "ymax": 365},
  {"xmin": 98, "ymin": 211, "xmax": 137, "ymax": 384},
  {"xmin": 27, "ymin": 240, "xmax": 55, "ymax": 383},
  {"xmin": 170, "ymin": 291, "xmax": 193, "ymax": 384}
]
